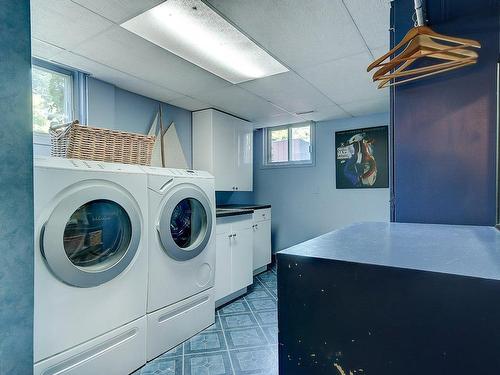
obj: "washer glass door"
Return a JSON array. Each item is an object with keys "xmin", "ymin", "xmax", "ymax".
[
  {"xmin": 63, "ymin": 199, "xmax": 131, "ymax": 271},
  {"xmin": 42, "ymin": 183, "xmax": 141, "ymax": 287},
  {"xmin": 158, "ymin": 187, "xmax": 213, "ymax": 261}
]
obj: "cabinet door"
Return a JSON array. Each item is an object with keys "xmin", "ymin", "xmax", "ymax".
[
  {"xmin": 213, "ymin": 111, "xmax": 236, "ymax": 191},
  {"xmin": 235, "ymin": 120, "xmax": 253, "ymax": 191},
  {"xmin": 253, "ymin": 220, "xmax": 272, "ymax": 270},
  {"xmin": 215, "ymin": 233, "xmax": 232, "ymax": 301},
  {"xmin": 230, "ymin": 228, "xmax": 253, "ymax": 292}
]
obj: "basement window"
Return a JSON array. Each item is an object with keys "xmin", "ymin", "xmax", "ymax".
[
  {"xmin": 32, "ymin": 59, "xmax": 87, "ymax": 149},
  {"xmin": 264, "ymin": 122, "xmax": 315, "ymax": 167}
]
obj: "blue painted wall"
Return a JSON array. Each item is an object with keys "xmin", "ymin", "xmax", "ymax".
[
  {"xmin": 392, "ymin": 0, "xmax": 499, "ymax": 225},
  {"xmin": 0, "ymin": 0, "xmax": 34, "ymax": 373},
  {"xmin": 215, "ymin": 191, "xmax": 255, "ymax": 205},
  {"xmin": 87, "ymin": 78, "xmax": 193, "ymax": 167},
  {"xmin": 252, "ymin": 113, "xmax": 390, "ymax": 252}
]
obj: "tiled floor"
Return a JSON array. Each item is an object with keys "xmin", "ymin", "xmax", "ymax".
[{"xmin": 134, "ymin": 265, "xmax": 278, "ymax": 375}]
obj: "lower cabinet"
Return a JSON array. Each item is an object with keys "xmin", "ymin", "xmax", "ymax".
[
  {"xmin": 215, "ymin": 214, "xmax": 253, "ymax": 302},
  {"xmin": 252, "ymin": 208, "xmax": 272, "ymax": 273}
]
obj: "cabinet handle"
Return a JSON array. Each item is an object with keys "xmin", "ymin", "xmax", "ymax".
[
  {"xmin": 236, "ymin": 187, "xmax": 239, "ymax": 190},
  {"xmin": 228, "ymin": 234, "xmax": 233, "ymax": 238},
  {"xmin": 233, "ymin": 233, "xmax": 237, "ymax": 238}
]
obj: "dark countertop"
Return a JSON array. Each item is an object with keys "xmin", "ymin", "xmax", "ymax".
[
  {"xmin": 217, "ymin": 204, "xmax": 271, "ymax": 210},
  {"xmin": 216, "ymin": 207, "xmax": 254, "ymax": 218},
  {"xmin": 278, "ymin": 222, "xmax": 500, "ymax": 281}
]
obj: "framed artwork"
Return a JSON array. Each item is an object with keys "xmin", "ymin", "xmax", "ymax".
[{"xmin": 335, "ymin": 126, "xmax": 389, "ymax": 189}]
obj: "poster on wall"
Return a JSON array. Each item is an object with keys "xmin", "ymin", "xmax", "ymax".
[{"xmin": 335, "ymin": 126, "xmax": 389, "ymax": 189}]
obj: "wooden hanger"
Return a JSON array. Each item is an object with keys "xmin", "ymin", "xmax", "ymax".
[
  {"xmin": 369, "ymin": 26, "xmax": 480, "ymax": 87},
  {"xmin": 377, "ymin": 58, "xmax": 476, "ymax": 88},
  {"xmin": 367, "ymin": 26, "xmax": 480, "ymax": 72},
  {"xmin": 368, "ymin": 0, "xmax": 480, "ymax": 88},
  {"xmin": 372, "ymin": 36, "xmax": 478, "ymax": 81}
]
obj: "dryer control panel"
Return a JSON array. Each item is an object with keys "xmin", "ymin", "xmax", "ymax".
[{"xmin": 142, "ymin": 166, "xmax": 213, "ymax": 179}]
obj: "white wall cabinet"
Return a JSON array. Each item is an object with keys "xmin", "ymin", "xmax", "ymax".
[
  {"xmin": 215, "ymin": 215, "xmax": 253, "ymax": 302},
  {"xmin": 252, "ymin": 208, "xmax": 272, "ymax": 272},
  {"xmin": 193, "ymin": 109, "xmax": 253, "ymax": 191}
]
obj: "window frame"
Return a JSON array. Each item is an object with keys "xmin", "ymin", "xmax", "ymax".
[
  {"xmin": 262, "ymin": 121, "xmax": 315, "ymax": 168},
  {"xmin": 32, "ymin": 58, "xmax": 88, "ymax": 145}
]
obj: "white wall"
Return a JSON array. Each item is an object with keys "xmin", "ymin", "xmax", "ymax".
[{"xmin": 253, "ymin": 112, "xmax": 390, "ymax": 252}]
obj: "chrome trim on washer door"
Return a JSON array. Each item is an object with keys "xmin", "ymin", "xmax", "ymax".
[
  {"xmin": 42, "ymin": 182, "xmax": 141, "ymax": 287},
  {"xmin": 157, "ymin": 187, "xmax": 213, "ymax": 261}
]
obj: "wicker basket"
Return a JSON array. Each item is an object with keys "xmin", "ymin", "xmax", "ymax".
[{"xmin": 50, "ymin": 121, "xmax": 156, "ymax": 166}]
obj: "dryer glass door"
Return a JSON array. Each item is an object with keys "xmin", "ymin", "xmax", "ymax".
[
  {"xmin": 42, "ymin": 184, "xmax": 141, "ymax": 287},
  {"xmin": 158, "ymin": 187, "xmax": 213, "ymax": 261}
]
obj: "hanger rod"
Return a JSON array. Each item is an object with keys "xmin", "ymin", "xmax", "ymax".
[{"xmin": 414, "ymin": 0, "xmax": 425, "ymax": 26}]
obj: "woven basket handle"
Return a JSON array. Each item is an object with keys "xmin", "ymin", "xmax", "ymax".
[
  {"xmin": 49, "ymin": 120, "xmax": 79, "ymax": 131},
  {"xmin": 49, "ymin": 120, "xmax": 79, "ymax": 140}
]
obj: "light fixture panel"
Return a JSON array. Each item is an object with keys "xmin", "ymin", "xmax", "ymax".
[{"xmin": 121, "ymin": 0, "xmax": 288, "ymax": 84}]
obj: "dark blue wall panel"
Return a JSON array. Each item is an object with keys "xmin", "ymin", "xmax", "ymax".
[
  {"xmin": 0, "ymin": 0, "xmax": 34, "ymax": 373},
  {"xmin": 393, "ymin": 0, "xmax": 499, "ymax": 225}
]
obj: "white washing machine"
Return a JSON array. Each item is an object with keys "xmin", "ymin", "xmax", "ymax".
[
  {"xmin": 142, "ymin": 166, "xmax": 216, "ymax": 361},
  {"xmin": 33, "ymin": 157, "xmax": 148, "ymax": 375}
]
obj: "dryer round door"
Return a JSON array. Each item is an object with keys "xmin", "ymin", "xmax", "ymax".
[
  {"xmin": 42, "ymin": 183, "xmax": 141, "ymax": 287},
  {"xmin": 157, "ymin": 186, "xmax": 213, "ymax": 261}
]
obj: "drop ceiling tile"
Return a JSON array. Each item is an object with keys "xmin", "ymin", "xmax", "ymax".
[
  {"xmin": 343, "ymin": 0, "xmax": 391, "ymax": 50},
  {"xmin": 299, "ymin": 52, "xmax": 382, "ymax": 105},
  {"xmin": 72, "ymin": 26, "xmax": 232, "ymax": 96},
  {"xmin": 239, "ymin": 72, "xmax": 333, "ymax": 114},
  {"xmin": 54, "ymin": 51, "xmax": 184, "ymax": 103},
  {"xmin": 252, "ymin": 113, "xmax": 304, "ymax": 129},
  {"xmin": 206, "ymin": 0, "xmax": 367, "ymax": 70},
  {"xmin": 31, "ymin": 0, "xmax": 113, "ymax": 50},
  {"xmin": 167, "ymin": 96, "xmax": 209, "ymax": 112},
  {"xmin": 296, "ymin": 105, "xmax": 350, "ymax": 122},
  {"xmin": 71, "ymin": 0, "xmax": 165, "ymax": 24},
  {"xmin": 192, "ymin": 86, "xmax": 285, "ymax": 121},
  {"xmin": 340, "ymin": 95, "xmax": 389, "ymax": 117},
  {"xmin": 31, "ymin": 38, "xmax": 65, "ymax": 60}
]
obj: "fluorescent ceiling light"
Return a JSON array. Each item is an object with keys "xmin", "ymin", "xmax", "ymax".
[{"xmin": 121, "ymin": 0, "xmax": 288, "ymax": 84}]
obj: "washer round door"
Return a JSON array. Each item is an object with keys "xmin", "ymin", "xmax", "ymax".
[
  {"xmin": 157, "ymin": 186, "xmax": 213, "ymax": 261},
  {"xmin": 42, "ymin": 183, "xmax": 141, "ymax": 287}
]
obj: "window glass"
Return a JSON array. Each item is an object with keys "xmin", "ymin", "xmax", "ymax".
[
  {"xmin": 270, "ymin": 128, "xmax": 288, "ymax": 163},
  {"xmin": 32, "ymin": 65, "xmax": 73, "ymax": 134},
  {"xmin": 63, "ymin": 200, "xmax": 132, "ymax": 271},
  {"xmin": 291, "ymin": 125, "xmax": 311, "ymax": 161},
  {"xmin": 266, "ymin": 122, "xmax": 314, "ymax": 166}
]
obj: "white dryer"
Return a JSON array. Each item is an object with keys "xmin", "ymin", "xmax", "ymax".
[
  {"xmin": 142, "ymin": 166, "xmax": 216, "ymax": 361},
  {"xmin": 33, "ymin": 157, "xmax": 148, "ymax": 375}
]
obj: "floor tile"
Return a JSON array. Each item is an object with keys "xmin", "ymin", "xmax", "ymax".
[
  {"xmin": 229, "ymin": 346, "xmax": 277, "ymax": 374},
  {"xmin": 262, "ymin": 281, "xmax": 277, "ymax": 291},
  {"xmin": 246, "ymin": 298, "xmax": 277, "ymax": 312},
  {"xmin": 204, "ymin": 314, "xmax": 223, "ymax": 332},
  {"xmin": 184, "ymin": 331, "xmax": 227, "ymax": 355},
  {"xmin": 224, "ymin": 327, "xmax": 268, "ymax": 349},
  {"xmin": 261, "ymin": 326, "xmax": 278, "ymax": 344},
  {"xmin": 136, "ymin": 356, "xmax": 183, "ymax": 375},
  {"xmin": 253, "ymin": 310, "xmax": 278, "ymax": 326},
  {"xmin": 218, "ymin": 299, "xmax": 251, "ymax": 316},
  {"xmin": 257, "ymin": 273, "xmax": 276, "ymax": 283},
  {"xmin": 245, "ymin": 288, "xmax": 273, "ymax": 300},
  {"xmin": 184, "ymin": 351, "xmax": 233, "ymax": 375},
  {"xmin": 220, "ymin": 312, "xmax": 259, "ymax": 330},
  {"xmin": 158, "ymin": 343, "xmax": 184, "ymax": 358},
  {"xmin": 268, "ymin": 289, "xmax": 277, "ymax": 299}
]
